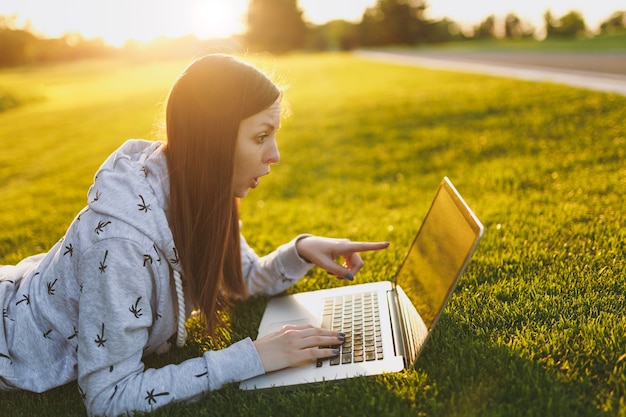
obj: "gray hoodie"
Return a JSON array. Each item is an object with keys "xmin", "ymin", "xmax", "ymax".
[{"xmin": 0, "ymin": 140, "xmax": 313, "ymax": 416}]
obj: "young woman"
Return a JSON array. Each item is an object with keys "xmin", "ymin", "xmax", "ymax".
[{"xmin": 0, "ymin": 54, "xmax": 388, "ymax": 416}]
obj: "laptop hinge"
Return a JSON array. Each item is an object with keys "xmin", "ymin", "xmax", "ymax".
[{"xmin": 387, "ymin": 289, "xmax": 408, "ymax": 363}]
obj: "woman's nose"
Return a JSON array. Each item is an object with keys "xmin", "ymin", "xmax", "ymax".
[{"xmin": 265, "ymin": 139, "xmax": 280, "ymax": 164}]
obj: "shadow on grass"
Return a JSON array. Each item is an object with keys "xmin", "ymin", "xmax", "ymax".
[
  {"xmin": 0, "ymin": 382, "xmax": 84, "ymax": 417},
  {"xmin": 416, "ymin": 313, "xmax": 607, "ymax": 417}
]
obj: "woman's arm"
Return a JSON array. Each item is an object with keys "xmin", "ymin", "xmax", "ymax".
[
  {"xmin": 240, "ymin": 234, "xmax": 314, "ymax": 296},
  {"xmin": 76, "ymin": 240, "xmax": 265, "ymax": 416},
  {"xmin": 240, "ymin": 234, "xmax": 389, "ymax": 296}
]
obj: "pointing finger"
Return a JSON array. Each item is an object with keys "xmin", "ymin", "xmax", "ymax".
[{"xmin": 340, "ymin": 241, "xmax": 390, "ymax": 254}]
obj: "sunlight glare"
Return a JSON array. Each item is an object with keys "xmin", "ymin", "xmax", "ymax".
[{"xmin": 191, "ymin": 0, "xmax": 244, "ymax": 39}]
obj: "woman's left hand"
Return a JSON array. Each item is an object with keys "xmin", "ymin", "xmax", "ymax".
[
  {"xmin": 296, "ymin": 236, "xmax": 389, "ymax": 280},
  {"xmin": 253, "ymin": 324, "xmax": 344, "ymax": 373}
]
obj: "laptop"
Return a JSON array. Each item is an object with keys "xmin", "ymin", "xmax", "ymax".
[{"xmin": 240, "ymin": 177, "xmax": 484, "ymax": 389}]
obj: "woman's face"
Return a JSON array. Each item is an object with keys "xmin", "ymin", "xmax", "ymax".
[{"xmin": 233, "ymin": 100, "xmax": 281, "ymax": 198}]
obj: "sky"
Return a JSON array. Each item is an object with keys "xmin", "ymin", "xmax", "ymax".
[{"xmin": 0, "ymin": 0, "xmax": 623, "ymax": 46}]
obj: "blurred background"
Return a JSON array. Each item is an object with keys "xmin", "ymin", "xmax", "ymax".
[{"xmin": 0, "ymin": 0, "xmax": 624, "ymax": 65}]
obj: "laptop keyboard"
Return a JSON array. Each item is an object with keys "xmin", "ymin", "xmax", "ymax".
[{"xmin": 317, "ymin": 292, "xmax": 384, "ymax": 367}]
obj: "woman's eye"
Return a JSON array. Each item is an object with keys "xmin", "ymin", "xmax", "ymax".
[{"xmin": 256, "ymin": 134, "xmax": 268, "ymax": 144}]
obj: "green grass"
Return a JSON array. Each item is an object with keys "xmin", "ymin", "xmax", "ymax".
[
  {"xmin": 413, "ymin": 30, "xmax": 626, "ymax": 52},
  {"xmin": 1, "ymin": 53, "xmax": 625, "ymax": 416}
]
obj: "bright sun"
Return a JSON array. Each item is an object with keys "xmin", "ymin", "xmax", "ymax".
[{"xmin": 0, "ymin": 0, "xmax": 247, "ymax": 48}]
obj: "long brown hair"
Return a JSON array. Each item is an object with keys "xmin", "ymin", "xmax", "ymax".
[{"xmin": 164, "ymin": 54, "xmax": 280, "ymax": 334}]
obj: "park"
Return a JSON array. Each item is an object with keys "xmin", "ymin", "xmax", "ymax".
[{"xmin": 0, "ymin": 1, "xmax": 625, "ymax": 416}]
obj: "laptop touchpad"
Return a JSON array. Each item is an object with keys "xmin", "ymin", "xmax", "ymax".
[
  {"xmin": 261, "ymin": 318, "xmax": 312, "ymax": 334},
  {"xmin": 257, "ymin": 296, "xmax": 318, "ymax": 336}
]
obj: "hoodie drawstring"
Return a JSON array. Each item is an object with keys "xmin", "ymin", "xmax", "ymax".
[{"xmin": 173, "ymin": 270, "xmax": 188, "ymax": 347}]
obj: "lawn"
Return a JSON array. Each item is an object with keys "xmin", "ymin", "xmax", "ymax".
[
  {"xmin": 0, "ymin": 52, "xmax": 625, "ymax": 416},
  {"xmin": 414, "ymin": 30, "xmax": 626, "ymax": 51}
]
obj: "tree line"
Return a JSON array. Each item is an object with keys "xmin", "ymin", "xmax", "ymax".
[
  {"xmin": 250, "ymin": 0, "xmax": 625, "ymax": 52},
  {"xmin": 1, "ymin": 0, "xmax": 625, "ymax": 67}
]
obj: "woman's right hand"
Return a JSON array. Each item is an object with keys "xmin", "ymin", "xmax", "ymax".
[
  {"xmin": 252, "ymin": 324, "xmax": 344, "ymax": 373},
  {"xmin": 296, "ymin": 236, "xmax": 390, "ymax": 280}
]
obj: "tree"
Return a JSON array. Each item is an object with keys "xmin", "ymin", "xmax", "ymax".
[
  {"xmin": 474, "ymin": 15, "xmax": 496, "ymax": 39},
  {"xmin": 244, "ymin": 0, "xmax": 307, "ymax": 53},
  {"xmin": 358, "ymin": 6, "xmax": 385, "ymax": 46},
  {"xmin": 545, "ymin": 10, "xmax": 586, "ymax": 38},
  {"xmin": 600, "ymin": 11, "xmax": 626, "ymax": 34},
  {"xmin": 309, "ymin": 20, "xmax": 359, "ymax": 51},
  {"xmin": 504, "ymin": 13, "xmax": 535, "ymax": 39},
  {"xmin": 504, "ymin": 13, "xmax": 522, "ymax": 39},
  {"xmin": 0, "ymin": 14, "xmax": 119, "ymax": 67},
  {"xmin": 423, "ymin": 18, "xmax": 466, "ymax": 43},
  {"xmin": 358, "ymin": 0, "xmax": 428, "ymax": 46},
  {"xmin": 559, "ymin": 11, "xmax": 586, "ymax": 37},
  {"xmin": 0, "ymin": 27, "xmax": 38, "ymax": 66}
]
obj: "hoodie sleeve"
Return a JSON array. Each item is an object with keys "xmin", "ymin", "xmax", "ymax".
[
  {"xmin": 240, "ymin": 234, "xmax": 315, "ymax": 296},
  {"xmin": 76, "ymin": 239, "xmax": 264, "ymax": 417}
]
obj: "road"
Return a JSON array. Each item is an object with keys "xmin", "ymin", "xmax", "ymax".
[{"xmin": 355, "ymin": 49, "xmax": 626, "ymax": 95}]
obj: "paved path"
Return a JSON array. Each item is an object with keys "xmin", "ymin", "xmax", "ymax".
[{"xmin": 355, "ymin": 50, "xmax": 626, "ymax": 96}]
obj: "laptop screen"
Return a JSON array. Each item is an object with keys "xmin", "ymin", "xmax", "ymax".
[{"xmin": 394, "ymin": 178, "xmax": 483, "ymax": 330}]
